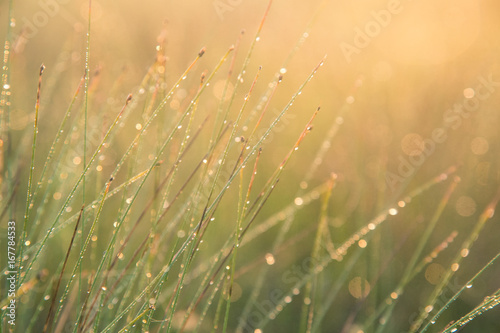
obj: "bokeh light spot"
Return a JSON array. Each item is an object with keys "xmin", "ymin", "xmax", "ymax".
[
  {"xmin": 455, "ymin": 196, "xmax": 476, "ymax": 217},
  {"xmin": 425, "ymin": 263, "xmax": 444, "ymax": 285},
  {"xmin": 401, "ymin": 133, "xmax": 424, "ymax": 156},
  {"xmin": 470, "ymin": 137, "xmax": 489, "ymax": 155},
  {"xmin": 348, "ymin": 277, "xmax": 370, "ymax": 299}
]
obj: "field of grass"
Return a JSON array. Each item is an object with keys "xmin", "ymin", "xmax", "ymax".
[{"xmin": 1, "ymin": 0, "xmax": 500, "ymax": 332}]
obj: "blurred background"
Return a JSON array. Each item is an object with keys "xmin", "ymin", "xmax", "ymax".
[{"xmin": 2, "ymin": 0, "xmax": 500, "ymax": 332}]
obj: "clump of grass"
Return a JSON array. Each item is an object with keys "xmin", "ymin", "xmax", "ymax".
[{"xmin": 2, "ymin": 1, "xmax": 500, "ymax": 333}]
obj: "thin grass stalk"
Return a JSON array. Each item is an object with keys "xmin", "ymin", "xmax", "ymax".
[
  {"xmin": 254, "ymin": 167, "xmax": 457, "ymax": 330},
  {"xmin": 440, "ymin": 288, "xmax": 500, "ymax": 333},
  {"xmin": 361, "ymin": 231, "xmax": 459, "ymax": 332},
  {"xmin": 47, "ymin": 175, "xmax": 111, "ymax": 333},
  {"xmin": 221, "ymin": 148, "xmax": 262, "ymax": 333},
  {"xmin": 19, "ymin": 93, "xmax": 133, "ymax": 289},
  {"xmin": 340, "ymin": 220, "xmax": 425, "ymax": 333},
  {"xmin": 236, "ymin": 106, "xmax": 322, "ymax": 331},
  {"xmin": 58, "ymin": 177, "xmax": 112, "ymax": 333},
  {"xmin": 409, "ymin": 184, "xmax": 500, "ymax": 333},
  {"xmin": 42, "ymin": 205, "xmax": 84, "ymax": 332},
  {"xmin": 162, "ymin": 204, "xmax": 207, "ymax": 332},
  {"xmin": 29, "ymin": 76, "xmax": 83, "ymax": 211},
  {"xmin": 182, "ymin": 175, "xmax": 284, "ymax": 330},
  {"xmin": 192, "ymin": 106, "xmax": 320, "ymax": 327},
  {"xmin": 421, "ymin": 249, "xmax": 500, "ymax": 333},
  {"xmin": 209, "ymin": 30, "xmax": 244, "ymax": 148},
  {"xmin": 80, "ymin": 0, "xmax": 92, "ymax": 313},
  {"xmin": 19, "ymin": 64, "xmax": 45, "ymax": 292},
  {"xmin": 212, "ymin": 0, "xmax": 273, "ymax": 149},
  {"xmin": 375, "ymin": 176, "xmax": 461, "ymax": 332},
  {"xmin": 116, "ymin": 306, "xmax": 152, "ymax": 333},
  {"xmin": 178, "ymin": 173, "xmax": 280, "ymax": 333},
  {"xmin": 42, "ymin": 49, "xmax": 206, "ymax": 280},
  {"xmin": 194, "ymin": 273, "xmax": 226, "ymax": 332},
  {"xmin": 99, "ymin": 49, "xmax": 235, "ymax": 333},
  {"xmin": 178, "ymin": 181, "xmax": 331, "ymax": 332},
  {"xmin": 106, "ymin": 54, "xmax": 230, "ymax": 327},
  {"xmin": 0, "ymin": 0, "xmax": 14, "ymax": 229},
  {"xmin": 311, "ymin": 247, "xmax": 364, "ymax": 333},
  {"xmin": 81, "ymin": 120, "xmax": 207, "ymax": 331},
  {"xmin": 195, "ymin": 65, "xmax": 261, "ymax": 231},
  {"xmin": 100, "ymin": 47, "xmax": 226, "ymax": 269},
  {"xmin": 27, "ymin": 77, "xmax": 84, "ymax": 238},
  {"xmin": 205, "ymin": 58, "xmax": 326, "ymax": 247},
  {"xmin": 0, "ymin": 174, "xmax": 19, "ymax": 222},
  {"xmin": 23, "ymin": 273, "xmax": 58, "ymax": 333},
  {"xmin": 299, "ymin": 177, "xmax": 335, "ymax": 333},
  {"xmin": 211, "ymin": 281, "xmax": 227, "ymax": 332},
  {"xmin": 47, "ymin": 94, "xmax": 134, "ymax": 322},
  {"xmin": 165, "ymin": 70, "xmax": 264, "ymax": 331}
]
